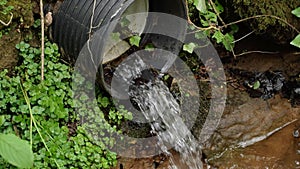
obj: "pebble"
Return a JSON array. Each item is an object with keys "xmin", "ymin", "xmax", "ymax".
[{"xmin": 294, "ymin": 130, "xmax": 300, "ymax": 138}]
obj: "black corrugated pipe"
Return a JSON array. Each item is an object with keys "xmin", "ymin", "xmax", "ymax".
[{"xmin": 51, "ymin": 0, "xmax": 187, "ymax": 61}]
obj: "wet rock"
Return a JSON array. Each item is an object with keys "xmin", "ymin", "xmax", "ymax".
[
  {"xmin": 244, "ymin": 71, "xmax": 285, "ymax": 100},
  {"xmin": 208, "ymin": 120, "xmax": 300, "ymax": 168},
  {"xmin": 202, "ymin": 85, "xmax": 299, "ymax": 158},
  {"xmin": 293, "ymin": 129, "xmax": 299, "ymax": 138},
  {"xmin": 111, "ymin": 150, "xmax": 193, "ymax": 169},
  {"xmin": 283, "ymin": 74, "xmax": 300, "ymax": 107}
]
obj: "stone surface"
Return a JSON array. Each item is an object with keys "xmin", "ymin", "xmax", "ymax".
[
  {"xmin": 202, "ymin": 88, "xmax": 299, "ymax": 157},
  {"xmin": 209, "ymin": 120, "xmax": 300, "ymax": 168}
]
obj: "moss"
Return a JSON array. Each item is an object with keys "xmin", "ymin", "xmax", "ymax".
[
  {"xmin": 227, "ymin": 0, "xmax": 300, "ymax": 43},
  {"xmin": 0, "ymin": 23, "xmax": 21, "ymax": 70},
  {"xmin": 0, "ymin": 0, "xmax": 34, "ymax": 29},
  {"xmin": 0, "ymin": 0, "xmax": 36, "ymax": 70}
]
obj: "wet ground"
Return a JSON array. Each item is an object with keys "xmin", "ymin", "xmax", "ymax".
[
  {"xmin": 111, "ymin": 36, "xmax": 300, "ymax": 169},
  {"xmin": 209, "ymin": 119, "xmax": 300, "ymax": 169}
]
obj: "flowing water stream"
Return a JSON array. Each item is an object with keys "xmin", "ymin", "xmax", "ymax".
[
  {"xmin": 111, "ymin": 53, "xmax": 203, "ymax": 168},
  {"xmin": 130, "ymin": 79, "xmax": 202, "ymax": 169}
]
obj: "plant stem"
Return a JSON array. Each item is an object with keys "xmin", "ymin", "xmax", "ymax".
[
  {"xmin": 208, "ymin": 0, "xmax": 226, "ymax": 26},
  {"xmin": 220, "ymin": 14, "xmax": 300, "ymax": 34},
  {"xmin": 40, "ymin": 0, "xmax": 45, "ymax": 81},
  {"xmin": 20, "ymin": 83, "xmax": 61, "ymax": 169}
]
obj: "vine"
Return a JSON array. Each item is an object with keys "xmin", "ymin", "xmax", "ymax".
[{"xmin": 185, "ymin": 0, "xmax": 300, "ymax": 57}]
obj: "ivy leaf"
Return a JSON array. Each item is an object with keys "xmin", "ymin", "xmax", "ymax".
[
  {"xmin": 292, "ymin": 7, "xmax": 300, "ymax": 18},
  {"xmin": 193, "ymin": 0, "xmax": 206, "ymax": 13},
  {"xmin": 222, "ymin": 33, "xmax": 235, "ymax": 51},
  {"xmin": 213, "ymin": 31, "xmax": 235, "ymax": 51},
  {"xmin": 111, "ymin": 32, "xmax": 120, "ymax": 42},
  {"xmin": 183, "ymin": 42, "xmax": 197, "ymax": 54},
  {"xmin": 145, "ymin": 43, "xmax": 155, "ymax": 51},
  {"xmin": 253, "ymin": 81, "xmax": 260, "ymax": 90},
  {"xmin": 195, "ymin": 32, "xmax": 206, "ymax": 40},
  {"xmin": 230, "ymin": 24, "xmax": 239, "ymax": 34},
  {"xmin": 214, "ymin": 0, "xmax": 224, "ymax": 13},
  {"xmin": 212, "ymin": 31, "xmax": 224, "ymax": 43},
  {"xmin": 129, "ymin": 35, "xmax": 141, "ymax": 47},
  {"xmin": 290, "ymin": 34, "xmax": 300, "ymax": 48},
  {"xmin": 203, "ymin": 11, "xmax": 217, "ymax": 23},
  {"xmin": 0, "ymin": 134, "xmax": 34, "ymax": 168},
  {"xmin": 121, "ymin": 17, "xmax": 130, "ymax": 27}
]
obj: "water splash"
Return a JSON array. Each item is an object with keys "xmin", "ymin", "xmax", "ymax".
[
  {"xmin": 130, "ymin": 79, "xmax": 203, "ymax": 169},
  {"xmin": 110, "ymin": 51, "xmax": 203, "ymax": 168}
]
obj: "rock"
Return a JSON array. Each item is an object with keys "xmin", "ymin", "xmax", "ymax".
[
  {"xmin": 202, "ymin": 87, "xmax": 299, "ymax": 158},
  {"xmin": 244, "ymin": 71, "xmax": 285, "ymax": 100},
  {"xmin": 208, "ymin": 120, "xmax": 300, "ymax": 168},
  {"xmin": 45, "ymin": 12, "xmax": 53, "ymax": 27}
]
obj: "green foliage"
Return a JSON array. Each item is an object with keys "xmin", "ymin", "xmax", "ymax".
[
  {"xmin": 253, "ymin": 81, "xmax": 260, "ymax": 90},
  {"xmin": 291, "ymin": 7, "xmax": 300, "ymax": 48},
  {"xmin": 187, "ymin": 0, "xmax": 237, "ymax": 51},
  {"xmin": 145, "ymin": 43, "xmax": 155, "ymax": 51},
  {"xmin": 33, "ymin": 19, "xmax": 41, "ymax": 29},
  {"xmin": 0, "ymin": 0, "xmax": 13, "ymax": 38},
  {"xmin": 0, "ymin": 40, "xmax": 132, "ymax": 168},
  {"xmin": 193, "ymin": 0, "xmax": 206, "ymax": 13},
  {"xmin": 129, "ymin": 35, "xmax": 141, "ymax": 47},
  {"xmin": 110, "ymin": 32, "xmax": 121, "ymax": 42},
  {"xmin": 292, "ymin": 7, "xmax": 300, "ymax": 18},
  {"xmin": 232, "ymin": 0, "xmax": 300, "ymax": 44},
  {"xmin": 290, "ymin": 34, "xmax": 300, "ymax": 48},
  {"xmin": 0, "ymin": 26, "xmax": 10, "ymax": 38},
  {"xmin": 0, "ymin": 0, "xmax": 14, "ymax": 15},
  {"xmin": 0, "ymin": 133, "xmax": 33, "ymax": 168},
  {"xmin": 15, "ymin": 41, "xmax": 30, "ymax": 52},
  {"xmin": 183, "ymin": 42, "xmax": 197, "ymax": 54},
  {"xmin": 212, "ymin": 31, "xmax": 234, "ymax": 51}
]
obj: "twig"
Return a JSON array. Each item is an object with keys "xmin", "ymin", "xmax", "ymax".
[
  {"xmin": 0, "ymin": 12, "xmax": 13, "ymax": 26},
  {"xmin": 234, "ymin": 50, "xmax": 279, "ymax": 57},
  {"xmin": 233, "ymin": 30, "xmax": 255, "ymax": 43},
  {"xmin": 208, "ymin": 0, "xmax": 226, "ymax": 26},
  {"xmin": 184, "ymin": 0, "xmax": 300, "ymax": 59},
  {"xmin": 220, "ymin": 14, "xmax": 300, "ymax": 34},
  {"xmin": 40, "ymin": 0, "xmax": 45, "ymax": 81}
]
